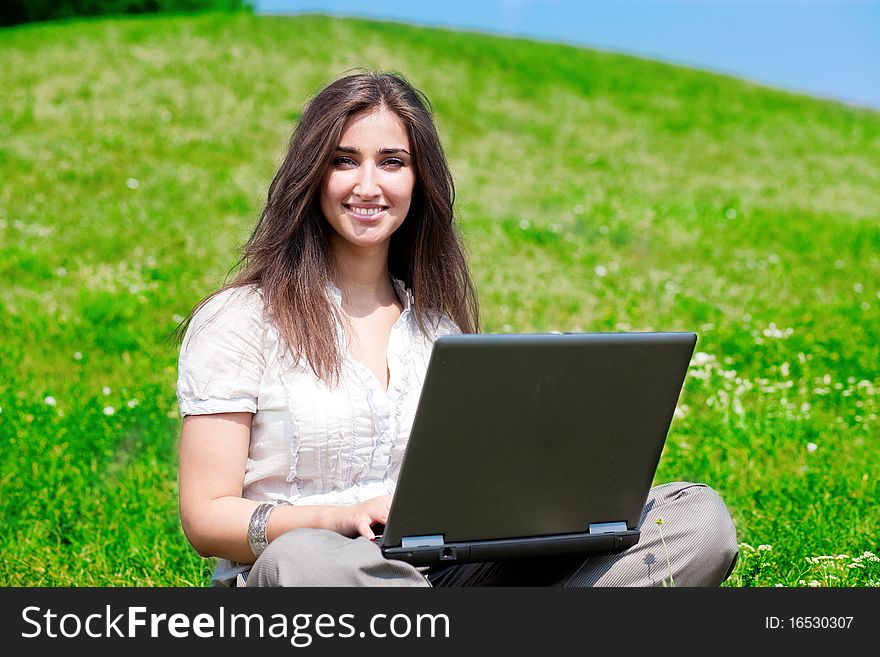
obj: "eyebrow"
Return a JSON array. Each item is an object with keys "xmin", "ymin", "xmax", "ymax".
[{"xmin": 335, "ymin": 146, "xmax": 411, "ymax": 156}]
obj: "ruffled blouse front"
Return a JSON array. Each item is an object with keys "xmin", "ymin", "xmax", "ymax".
[{"xmin": 176, "ymin": 278, "xmax": 460, "ymax": 583}]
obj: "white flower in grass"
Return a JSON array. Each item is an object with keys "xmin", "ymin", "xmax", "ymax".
[
  {"xmin": 594, "ymin": 265, "xmax": 607, "ymax": 277},
  {"xmin": 127, "ymin": 399, "xmax": 139, "ymax": 409},
  {"xmin": 807, "ymin": 442, "xmax": 818, "ymax": 453},
  {"xmin": 74, "ymin": 351, "xmax": 83, "ymax": 360},
  {"xmin": 762, "ymin": 323, "xmax": 793, "ymax": 339},
  {"xmin": 758, "ymin": 545, "xmax": 772, "ymax": 552},
  {"xmin": 807, "ymin": 580, "xmax": 821, "ymax": 587},
  {"xmin": 102, "ymin": 387, "xmax": 112, "ymax": 396},
  {"xmin": 44, "ymin": 396, "xmax": 57, "ymax": 406},
  {"xmin": 103, "ymin": 406, "xmax": 115, "ymax": 416},
  {"xmin": 126, "ymin": 178, "xmax": 140, "ymax": 189},
  {"xmin": 518, "ymin": 219, "xmax": 530, "ymax": 229}
]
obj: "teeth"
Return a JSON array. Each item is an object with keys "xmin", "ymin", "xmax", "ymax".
[{"xmin": 349, "ymin": 206, "xmax": 383, "ymax": 216}]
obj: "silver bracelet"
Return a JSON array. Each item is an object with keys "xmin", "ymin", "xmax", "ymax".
[{"xmin": 247, "ymin": 501, "xmax": 288, "ymax": 559}]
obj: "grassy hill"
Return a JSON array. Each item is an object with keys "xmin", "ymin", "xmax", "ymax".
[{"xmin": 1, "ymin": 11, "xmax": 878, "ymax": 586}]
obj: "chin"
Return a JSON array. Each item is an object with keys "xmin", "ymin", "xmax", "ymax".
[{"xmin": 337, "ymin": 231, "xmax": 393, "ymax": 249}]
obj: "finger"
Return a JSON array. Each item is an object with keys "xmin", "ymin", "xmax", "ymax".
[{"xmin": 357, "ymin": 520, "xmax": 375, "ymax": 540}]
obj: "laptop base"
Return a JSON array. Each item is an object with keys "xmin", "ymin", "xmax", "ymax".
[{"xmin": 381, "ymin": 529, "xmax": 640, "ymax": 568}]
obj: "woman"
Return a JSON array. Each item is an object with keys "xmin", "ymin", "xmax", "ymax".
[{"xmin": 176, "ymin": 71, "xmax": 738, "ymax": 587}]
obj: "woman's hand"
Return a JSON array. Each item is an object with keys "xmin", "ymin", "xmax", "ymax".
[{"xmin": 328, "ymin": 495, "xmax": 392, "ymax": 540}]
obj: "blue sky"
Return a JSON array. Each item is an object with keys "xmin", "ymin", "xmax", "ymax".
[{"xmin": 256, "ymin": 0, "xmax": 880, "ymax": 109}]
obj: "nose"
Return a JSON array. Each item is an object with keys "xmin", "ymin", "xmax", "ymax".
[{"xmin": 353, "ymin": 162, "xmax": 380, "ymax": 199}]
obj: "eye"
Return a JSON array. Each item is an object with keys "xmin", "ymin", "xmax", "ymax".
[
  {"xmin": 332, "ymin": 156, "xmax": 357, "ymax": 168},
  {"xmin": 382, "ymin": 158, "xmax": 405, "ymax": 169}
]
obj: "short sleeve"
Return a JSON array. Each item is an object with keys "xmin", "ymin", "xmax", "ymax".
[{"xmin": 177, "ymin": 286, "xmax": 266, "ymax": 417}]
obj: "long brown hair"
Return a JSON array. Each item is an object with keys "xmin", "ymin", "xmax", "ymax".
[{"xmin": 176, "ymin": 71, "xmax": 479, "ymax": 382}]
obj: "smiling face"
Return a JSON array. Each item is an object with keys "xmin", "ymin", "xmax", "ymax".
[{"xmin": 320, "ymin": 108, "xmax": 416, "ymax": 255}]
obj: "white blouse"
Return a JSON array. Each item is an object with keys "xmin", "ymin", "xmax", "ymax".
[{"xmin": 176, "ymin": 278, "xmax": 461, "ymax": 583}]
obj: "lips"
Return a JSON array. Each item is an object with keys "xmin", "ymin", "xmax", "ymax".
[{"xmin": 344, "ymin": 204, "xmax": 388, "ymax": 221}]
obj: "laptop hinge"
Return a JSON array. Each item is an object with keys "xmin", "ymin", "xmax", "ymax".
[
  {"xmin": 588, "ymin": 522, "xmax": 628, "ymax": 535},
  {"xmin": 401, "ymin": 534, "xmax": 445, "ymax": 548}
]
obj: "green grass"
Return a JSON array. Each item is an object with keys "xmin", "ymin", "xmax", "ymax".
[{"xmin": 1, "ymin": 12, "xmax": 878, "ymax": 587}]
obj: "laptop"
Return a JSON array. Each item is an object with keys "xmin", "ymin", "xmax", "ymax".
[{"xmin": 375, "ymin": 331, "xmax": 697, "ymax": 568}]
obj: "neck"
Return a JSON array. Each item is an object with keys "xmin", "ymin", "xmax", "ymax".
[{"xmin": 330, "ymin": 239, "xmax": 397, "ymax": 312}]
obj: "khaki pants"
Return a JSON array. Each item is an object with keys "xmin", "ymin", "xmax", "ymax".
[{"xmin": 246, "ymin": 482, "xmax": 738, "ymax": 587}]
